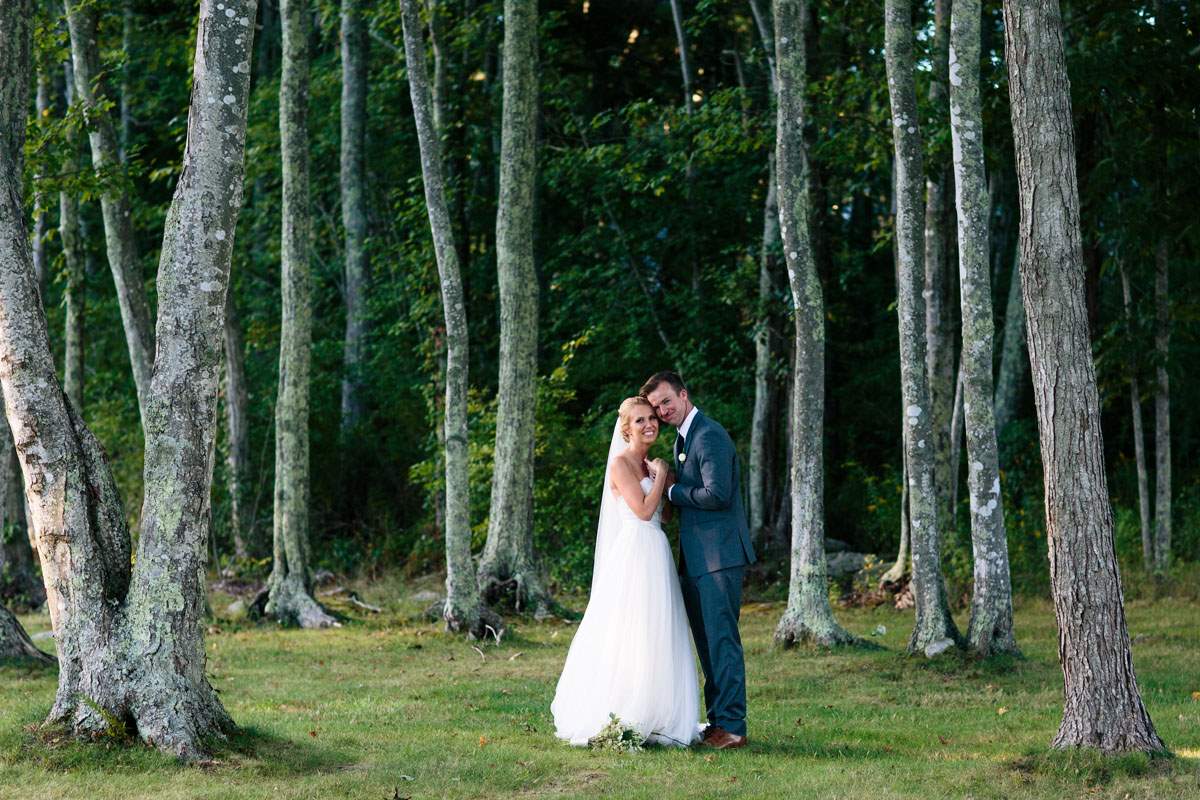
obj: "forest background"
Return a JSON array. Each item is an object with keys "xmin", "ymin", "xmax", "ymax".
[{"xmin": 3, "ymin": 0, "xmax": 1198, "ymax": 615}]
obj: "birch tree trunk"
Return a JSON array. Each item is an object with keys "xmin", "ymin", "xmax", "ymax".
[
  {"xmin": 339, "ymin": 0, "xmax": 368, "ymax": 435},
  {"xmin": 223, "ymin": 289, "xmax": 250, "ymax": 559},
  {"xmin": 772, "ymin": 0, "xmax": 855, "ymax": 648},
  {"xmin": 885, "ymin": 0, "xmax": 960, "ymax": 655},
  {"xmin": 265, "ymin": 0, "xmax": 337, "ymax": 629},
  {"xmin": 64, "ymin": 0, "xmax": 155, "ymax": 423},
  {"xmin": 1152, "ymin": 239, "xmax": 1170, "ymax": 572},
  {"xmin": 924, "ymin": 0, "xmax": 957, "ymax": 539},
  {"xmin": 1003, "ymin": 0, "xmax": 1165, "ymax": 754},
  {"xmin": 1119, "ymin": 265, "xmax": 1152, "ymax": 572},
  {"xmin": 401, "ymin": 0, "xmax": 500, "ymax": 638},
  {"xmin": 749, "ymin": 153, "xmax": 779, "ymax": 543},
  {"xmin": 993, "ymin": 251, "xmax": 1026, "ymax": 436},
  {"xmin": 1, "ymin": 0, "xmax": 257, "ymax": 758},
  {"xmin": 476, "ymin": 0, "xmax": 550, "ymax": 618},
  {"xmin": 948, "ymin": 0, "xmax": 1017, "ymax": 656}
]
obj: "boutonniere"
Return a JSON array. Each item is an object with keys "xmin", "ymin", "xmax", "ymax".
[{"xmin": 678, "ymin": 452, "xmax": 687, "ymax": 463}]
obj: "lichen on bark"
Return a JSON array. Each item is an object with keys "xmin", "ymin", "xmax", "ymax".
[
  {"xmin": 885, "ymin": 0, "xmax": 961, "ymax": 655},
  {"xmin": 0, "ymin": 0, "xmax": 259, "ymax": 759},
  {"xmin": 772, "ymin": 0, "xmax": 856, "ymax": 648}
]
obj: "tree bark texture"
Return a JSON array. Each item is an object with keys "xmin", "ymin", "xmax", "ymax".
[
  {"xmin": 880, "ymin": 419, "xmax": 910, "ymax": 586},
  {"xmin": 64, "ymin": 0, "xmax": 155, "ymax": 424},
  {"xmin": 1, "ymin": 410, "xmax": 44, "ymax": 610},
  {"xmin": 749, "ymin": 153, "xmax": 779, "ymax": 543},
  {"xmin": 1003, "ymin": 0, "xmax": 1166, "ymax": 754},
  {"xmin": 223, "ymin": 289, "xmax": 251, "ymax": 559},
  {"xmin": 948, "ymin": 0, "xmax": 1017, "ymax": 657},
  {"xmin": 1, "ymin": 0, "xmax": 257, "ymax": 758},
  {"xmin": 885, "ymin": 0, "xmax": 960, "ymax": 655},
  {"xmin": 923, "ymin": 0, "xmax": 957, "ymax": 541},
  {"xmin": 0, "ymin": 603, "xmax": 53, "ymax": 664},
  {"xmin": 772, "ymin": 0, "xmax": 855, "ymax": 648},
  {"xmin": 266, "ymin": 0, "xmax": 337, "ymax": 629},
  {"xmin": 60, "ymin": 64, "xmax": 86, "ymax": 411},
  {"xmin": 401, "ymin": 0, "xmax": 499, "ymax": 639},
  {"xmin": 32, "ymin": 65, "xmax": 50, "ymax": 291},
  {"xmin": 477, "ymin": 0, "xmax": 549, "ymax": 617},
  {"xmin": 339, "ymin": 0, "xmax": 369, "ymax": 435},
  {"xmin": 993, "ymin": 251, "xmax": 1026, "ymax": 437},
  {"xmin": 1119, "ymin": 265, "xmax": 1153, "ymax": 572},
  {"xmin": 1152, "ymin": 239, "xmax": 1170, "ymax": 572}
]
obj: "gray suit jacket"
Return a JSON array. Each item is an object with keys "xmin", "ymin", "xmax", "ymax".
[{"xmin": 671, "ymin": 411, "xmax": 757, "ymax": 577}]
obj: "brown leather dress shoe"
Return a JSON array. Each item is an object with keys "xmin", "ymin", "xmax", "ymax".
[{"xmin": 700, "ymin": 725, "xmax": 747, "ymax": 750}]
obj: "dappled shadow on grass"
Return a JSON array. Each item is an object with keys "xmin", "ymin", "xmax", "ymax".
[
  {"xmin": 7, "ymin": 721, "xmax": 356, "ymax": 777},
  {"xmin": 0, "ymin": 657, "xmax": 58, "ymax": 676},
  {"xmin": 204, "ymin": 724, "xmax": 358, "ymax": 776},
  {"xmin": 1010, "ymin": 747, "xmax": 1179, "ymax": 788}
]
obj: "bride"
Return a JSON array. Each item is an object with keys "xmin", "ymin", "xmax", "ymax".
[{"xmin": 551, "ymin": 396, "xmax": 700, "ymax": 747}]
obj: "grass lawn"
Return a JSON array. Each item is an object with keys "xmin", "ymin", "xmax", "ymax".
[{"xmin": 1, "ymin": 581, "xmax": 1197, "ymax": 799}]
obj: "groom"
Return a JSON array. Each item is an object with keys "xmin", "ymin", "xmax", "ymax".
[{"xmin": 641, "ymin": 371, "xmax": 756, "ymax": 750}]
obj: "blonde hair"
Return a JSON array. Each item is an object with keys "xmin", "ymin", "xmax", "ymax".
[{"xmin": 618, "ymin": 396, "xmax": 655, "ymax": 442}]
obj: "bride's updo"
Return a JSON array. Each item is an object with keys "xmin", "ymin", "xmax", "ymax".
[{"xmin": 618, "ymin": 396, "xmax": 655, "ymax": 442}]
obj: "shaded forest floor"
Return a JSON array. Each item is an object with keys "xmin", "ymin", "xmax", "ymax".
[{"xmin": 1, "ymin": 577, "xmax": 1198, "ymax": 799}]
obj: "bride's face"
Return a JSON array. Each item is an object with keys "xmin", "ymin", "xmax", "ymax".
[{"xmin": 628, "ymin": 406, "xmax": 660, "ymax": 445}]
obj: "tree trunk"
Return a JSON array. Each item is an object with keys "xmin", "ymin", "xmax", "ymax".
[
  {"xmin": 31, "ymin": 65, "xmax": 50, "ymax": 291},
  {"xmin": 1, "ymin": 411, "xmax": 44, "ymax": 611},
  {"xmin": 885, "ymin": 0, "xmax": 960, "ymax": 655},
  {"xmin": 0, "ymin": 0, "xmax": 257, "ymax": 758},
  {"xmin": 1003, "ymin": 0, "xmax": 1165, "ymax": 754},
  {"xmin": 748, "ymin": 0, "xmax": 776, "ymax": 93},
  {"xmin": 339, "ymin": 0, "xmax": 368, "ymax": 436},
  {"xmin": 64, "ymin": 0, "xmax": 155, "ymax": 425},
  {"xmin": 1152, "ymin": 239, "xmax": 1170, "ymax": 572},
  {"xmin": 401, "ymin": 0, "xmax": 500, "ymax": 639},
  {"xmin": 60, "ymin": 66, "xmax": 86, "ymax": 412},
  {"xmin": 749, "ymin": 153, "xmax": 779, "ymax": 544},
  {"xmin": 120, "ymin": 0, "xmax": 133, "ymax": 162},
  {"xmin": 880, "ymin": 417, "xmax": 910, "ymax": 586},
  {"xmin": 993, "ymin": 251, "xmax": 1026, "ymax": 436},
  {"xmin": 949, "ymin": 0, "xmax": 1017, "ymax": 657},
  {"xmin": 924, "ymin": 0, "xmax": 956, "ymax": 542},
  {"xmin": 0, "ymin": 604, "xmax": 53, "ymax": 665},
  {"xmin": 670, "ymin": 0, "xmax": 695, "ymax": 114},
  {"xmin": 1119, "ymin": 265, "xmax": 1152, "ymax": 572},
  {"xmin": 772, "ymin": 0, "xmax": 855, "ymax": 648},
  {"xmin": 266, "ymin": 0, "xmax": 337, "ymax": 629},
  {"xmin": 223, "ymin": 289, "xmax": 251, "ymax": 560},
  {"xmin": 476, "ymin": 0, "xmax": 549, "ymax": 618}
]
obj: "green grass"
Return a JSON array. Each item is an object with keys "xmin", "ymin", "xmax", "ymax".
[{"xmin": 2, "ymin": 581, "xmax": 1198, "ymax": 799}]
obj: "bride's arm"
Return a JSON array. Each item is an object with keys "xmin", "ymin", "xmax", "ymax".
[{"xmin": 612, "ymin": 457, "xmax": 667, "ymax": 522}]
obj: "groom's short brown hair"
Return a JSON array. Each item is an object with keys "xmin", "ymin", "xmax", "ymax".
[{"xmin": 640, "ymin": 371, "xmax": 687, "ymax": 398}]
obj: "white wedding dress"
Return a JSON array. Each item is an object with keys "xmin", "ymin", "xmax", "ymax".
[{"xmin": 551, "ymin": 450, "xmax": 701, "ymax": 747}]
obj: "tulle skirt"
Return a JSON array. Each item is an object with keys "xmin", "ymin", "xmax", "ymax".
[{"xmin": 550, "ymin": 517, "xmax": 701, "ymax": 747}]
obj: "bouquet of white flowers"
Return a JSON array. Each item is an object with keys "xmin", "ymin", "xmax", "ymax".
[{"xmin": 587, "ymin": 714, "xmax": 645, "ymax": 753}]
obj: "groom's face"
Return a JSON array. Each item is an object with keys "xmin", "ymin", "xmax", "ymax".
[{"xmin": 646, "ymin": 384, "xmax": 689, "ymax": 427}]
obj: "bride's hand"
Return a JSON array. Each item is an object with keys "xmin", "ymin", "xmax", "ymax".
[{"xmin": 644, "ymin": 457, "xmax": 668, "ymax": 481}]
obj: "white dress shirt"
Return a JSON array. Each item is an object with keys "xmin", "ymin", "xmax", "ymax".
[{"xmin": 668, "ymin": 406, "xmax": 700, "ymax": 503}]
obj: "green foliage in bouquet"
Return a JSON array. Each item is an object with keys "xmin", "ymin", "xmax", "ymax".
[{"xmin": 587, "ymin": 714, "xmax": 645, "ymax": 753}]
